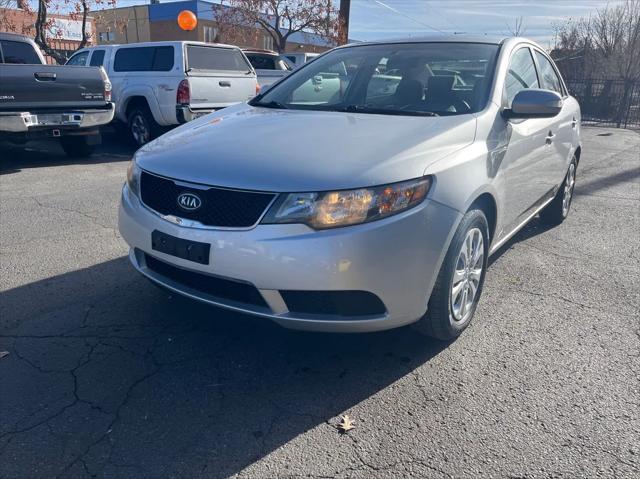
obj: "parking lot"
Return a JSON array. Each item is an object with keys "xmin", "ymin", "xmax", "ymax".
[{"xmin": 0, "ymin": 127, "xmax": 638, "ymax": 478}]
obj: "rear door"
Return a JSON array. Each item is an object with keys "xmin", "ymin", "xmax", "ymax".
[{"xmin": 185, "ymin": 45, "xmax": 257, "ymax": 109}]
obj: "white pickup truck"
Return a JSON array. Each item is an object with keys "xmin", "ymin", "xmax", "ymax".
[{"xmin": 67, "ymin": 41, "xmax": 258, "ymax": 146}]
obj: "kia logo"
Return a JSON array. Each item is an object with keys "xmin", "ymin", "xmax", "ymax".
[{"xmin": 177, "ymin": 192, "xmax": 202, "ymax": 211}]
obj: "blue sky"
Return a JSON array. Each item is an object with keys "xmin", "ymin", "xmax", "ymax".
[{"xmin": 348, "ymin": 0, "xmax": 623, "ymax": 47}]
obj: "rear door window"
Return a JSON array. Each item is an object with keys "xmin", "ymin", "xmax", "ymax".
[
  {"xmin": 114, "ymin": 46, "xmax": 174, "ymax": 72},
  {"xmin": 186, "ymin": 45, "xmax": 251, "ymax": 72},
  {"xmin": 89, "ymin": 49, "xmax": 105, "ymax": 67},
  {"xmin": 534, "ymin": 51, "xmax": 564, "ymax": 96},
  {"xmin": 504, "ymin": 47, "xmax": 539, "ymax": 107},
  {"xmin": 1, "ymin": 40, "xmax": 41, "ymax": 64}
]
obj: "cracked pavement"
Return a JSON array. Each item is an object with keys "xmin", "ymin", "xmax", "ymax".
[{"xmin": 1, "ymin": 127, "xmax": 639, "ymax": 478}]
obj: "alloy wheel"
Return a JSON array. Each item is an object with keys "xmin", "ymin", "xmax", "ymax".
[
  {"xmin": 131, "ymin": 113, "xmax": 150, "ymax": 146},
  {"xmin": 450, "ymin": 227, "xmax": 484, "ymax": 322}
]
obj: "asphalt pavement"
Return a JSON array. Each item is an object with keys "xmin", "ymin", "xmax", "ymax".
[{"xmin": 0, "ymin": 127, "xmax": 639, "ymax": 478}]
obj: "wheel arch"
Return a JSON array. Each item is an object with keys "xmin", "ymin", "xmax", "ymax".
[{"xmin": 467, "ymin": 192, "xmax": 498, "ymax": 242}]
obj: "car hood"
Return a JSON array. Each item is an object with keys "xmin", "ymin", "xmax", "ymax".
[{"xmin": 136, "ymin": 103, "xmax": 477, "ymax": 192}]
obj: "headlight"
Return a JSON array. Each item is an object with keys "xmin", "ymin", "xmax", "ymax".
[
  {"xmin": 126, "ymin": 159, "xmax": 141, "ymax": 197},
  {"xmin": 262, "ymin": 177, "xmax": 431, "ymax": 229}
]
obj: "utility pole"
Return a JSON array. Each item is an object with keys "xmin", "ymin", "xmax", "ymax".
[{"xmin": 338, "ymin": 0, "xmax": 351, "ymax": 45}]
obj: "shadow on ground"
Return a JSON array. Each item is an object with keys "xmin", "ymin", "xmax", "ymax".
[
  {"xmin": 0, "ymin": 132, "xmax": 135, "ymax": 175},
  {"xmin": 0, "ymin": 256, "xmax": 451, "ymax": 477}
]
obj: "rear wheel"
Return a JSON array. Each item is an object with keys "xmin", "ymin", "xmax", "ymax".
[
  {"xmin": 540, "ymin": 157, "xmax": 577, "ymax": 226},
  {"xmin": 60, "ymin": 136, "xmax": 96, "ymax": 158},
  {"xmin": 413, "ymin": 209, "xmax": 489, "ymax": 340},
  {"xmin": 127, "ymin": 105, "xmax": 158, "ymax": 147}
]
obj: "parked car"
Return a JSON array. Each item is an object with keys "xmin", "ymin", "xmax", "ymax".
[
  {"xmin": 119, "ymin": 36, "xmax": 581, "ymax": 339},
  {"xmin": 67, "ymin": 41, "xmax": 258, "ymax": 146},
  {"xmin": 285, "ymin": 52, "xmax": 320, "ymax": 68},
  {"xmin": 242, "ymin": 49, "xmax": 293, "ymax": 88},
  {"xmin": 0, "ymin": 33, "xmax": 114, "ymax": 157}
]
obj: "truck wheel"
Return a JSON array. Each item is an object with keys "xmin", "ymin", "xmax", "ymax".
[
  {"xmin": 127, "ymin": 106, "xmax": 158, "ymax": 147},
  {"xmin": 60, "ymin": 136, "xmax": 96, "ymax": 158}
]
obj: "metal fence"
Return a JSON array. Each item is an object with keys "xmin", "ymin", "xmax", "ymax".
[{"xmin": 564, "ymin": 79, "xmax": 640, "ymax": 129}]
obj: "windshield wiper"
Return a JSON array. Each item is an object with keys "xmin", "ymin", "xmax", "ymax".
[
  {"xmin": 253, "ymin": 100, "xmax": 288, "ymax": 109},
  {"xmin": 338, "ymin": 105, "xmax": 439, "ymax": 116}
]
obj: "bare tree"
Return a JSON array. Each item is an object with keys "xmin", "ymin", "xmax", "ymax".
[
  {"xmin": 553, "ymin": 0, "xmax": 640, "ymax": 81},
  {"xmin": 214, "ymin": 0, "xmax": 340, "ymax": 53},
  {"xmin": 506, "ymin": 16, "xmax": 525, "ymax": 36}
]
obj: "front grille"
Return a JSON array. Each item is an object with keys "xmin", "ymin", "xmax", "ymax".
[
  {"xmin": 144, "ymin": 253, "xmax": 268, "ymax": 309},
  {"xmin": 140, "ymin": 171, "xmax": 276, "ymax": 228},
  {"xmin": 280, "ymin": 290, "xmax": 387, "ymax": 318}
]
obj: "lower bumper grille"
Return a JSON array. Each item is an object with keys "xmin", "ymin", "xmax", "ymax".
[
  {"xmin": 144, "ymin": 254, "xmax": 268, "ymax": 309},
  {"xmin": 280, "ymin": 290, "xmax": 386, "ymax": 317}
]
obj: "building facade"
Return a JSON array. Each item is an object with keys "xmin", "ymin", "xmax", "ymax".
[
  {"xmin": 0, "ymin": 7, "xmax": 96, "ymax": 64},
  {"xmin": 93, "ymin": 0, "xmax": 332, "ymax": 53}
]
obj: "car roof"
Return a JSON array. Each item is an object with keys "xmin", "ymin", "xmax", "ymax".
[
  {"xmin": 243, "ymin": 49, "xmax": 280, "ymax": 56},
  {"xmin": 82, "ymin": 41, "xmax": 240, "ymax": 50}
]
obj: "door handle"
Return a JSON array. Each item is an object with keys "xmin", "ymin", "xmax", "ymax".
[
  {"xmin": 219, "ymin": 81, "xmax": 231, "ymax": 87},
  {"xmin": 571, "ymin": 117, "xmax": 578, "ymax": 128},
  {"xmin": 545, "ymin": 131, "xmax": 555, "ymax": 145},
  {"xmin": 34, "ymin": 72, "xmax": 56, "ymax": 81}
]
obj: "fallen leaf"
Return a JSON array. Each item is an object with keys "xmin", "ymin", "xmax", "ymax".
[
  {"xmin": 337, "ymin": 415, "xmax": 355, "ymax": 433},
  {"xmin": 0, "ymin": 351, "xmax": 9, "ymax": 360}
]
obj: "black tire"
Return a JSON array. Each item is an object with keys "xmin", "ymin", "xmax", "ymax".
[
  {"xmin": 60, "ymin": 136, "xmax": 96, "ymax": 158},
  {"xmin": 540, "ymin": 157, "xmax": 577, "ymax": 226},
  {"xmin": 413, "ymin": 209, "xmax": 490, "ymax": 341},
  {"xmin": 127, "ymin": 104, "xmax": 159, "ymax": 147}
]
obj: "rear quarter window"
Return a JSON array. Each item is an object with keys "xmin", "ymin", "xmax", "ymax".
[
  {"xmin": 186, "ymin": 45, "xmax": 251, "ymax": 72},
  {"xmin": 247, "ymin": 54, "xmax": 276, "ymax": 70},
  {"xmin": 114, "ymin": 46, "xmax": 174, "ymax": 72},
  {"xmin": 89, "ymin": 49, "xmax": 106, "ymax": 67},
  {"xmin": 0, "ymin": 40, "xmax": 41, "ymax": 64}
]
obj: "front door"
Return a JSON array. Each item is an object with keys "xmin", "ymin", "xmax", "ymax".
[{"xmin": 496, "ymin": 46, "xmax": 554, "ymax": 237}]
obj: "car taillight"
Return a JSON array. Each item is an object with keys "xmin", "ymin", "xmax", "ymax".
[
  {"xmin": 177, "ymin": 79, "xmax": 190, "ymax": 105},
  {"xmin": 255, "ymin": 83, "xmax": 261, "ymax": 96}
]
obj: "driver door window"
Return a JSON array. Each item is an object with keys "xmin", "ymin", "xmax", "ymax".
[
  {"xmin": 66, "ymin": 51, "xmax": 89, "ymax": 66},
  {"xmin": 504, "ymin": 48, "xmax": 539, "ymax": 107}
]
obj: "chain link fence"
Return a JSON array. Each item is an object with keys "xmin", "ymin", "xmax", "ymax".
[{"xmin": 564, "ymin": 79, "xmax": 640, "ymax": 129}]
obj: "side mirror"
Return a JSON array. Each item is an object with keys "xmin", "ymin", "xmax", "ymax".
[{"xmin": 503, "ymin": 89, "xmax": 563, "ymax": 119}]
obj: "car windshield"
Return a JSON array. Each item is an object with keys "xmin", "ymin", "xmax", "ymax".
[{"xmin": 252, "ymin": 42, "xmax": 500, "ymax": 116}]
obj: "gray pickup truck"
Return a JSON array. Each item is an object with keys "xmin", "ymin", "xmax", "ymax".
[{"xmin": 0, "ymin": 33, "xmax": 114, "ymax": 157}]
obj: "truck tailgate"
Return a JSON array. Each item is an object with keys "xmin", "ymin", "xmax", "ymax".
[
  {"xmin": 0, "ymin": 64, "xmax": 107, "ymax": 110},
  {"xmin": 188, "ymin": 73, "xmax": 256, "ymax": 109}
]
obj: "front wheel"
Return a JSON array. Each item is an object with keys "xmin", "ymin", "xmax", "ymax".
[
  {"xmin": 540, "ymin": 157, "xmax": 577, "ymax": 226},
  {"xmin": 413, "ymin": 209, "xmax": 489, "ymax": 340},
  {"xmin": 60, "ymin": 136, "xmax": 96, "ymax": 158}
]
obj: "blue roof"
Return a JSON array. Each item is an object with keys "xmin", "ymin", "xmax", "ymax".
[{"xmin": 147, "ymin": 0, "xmax": 333, "ymax": 47}]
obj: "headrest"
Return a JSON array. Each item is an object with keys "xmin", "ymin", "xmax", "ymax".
[{"xmin": 428, "ymin": 75, "xmax": 455, "ymax": 93}]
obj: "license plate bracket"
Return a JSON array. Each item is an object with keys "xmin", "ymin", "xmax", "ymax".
[{"xmin": 151, "ymin": 230, "xmax": 210, "ymax": 265}]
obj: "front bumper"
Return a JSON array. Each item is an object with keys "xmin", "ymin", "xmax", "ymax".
[
  {"xmin": 0, "ymin": 103, "xmax": 114, "ymax": 133},
  {"xmin": 118, "ymin": 184, "xmax": 460, "ymax": 332}
]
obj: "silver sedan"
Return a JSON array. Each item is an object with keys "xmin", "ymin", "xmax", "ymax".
[{"xmin": 119, "ymin": 35, "xmax": 581, "ymax": 339}]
